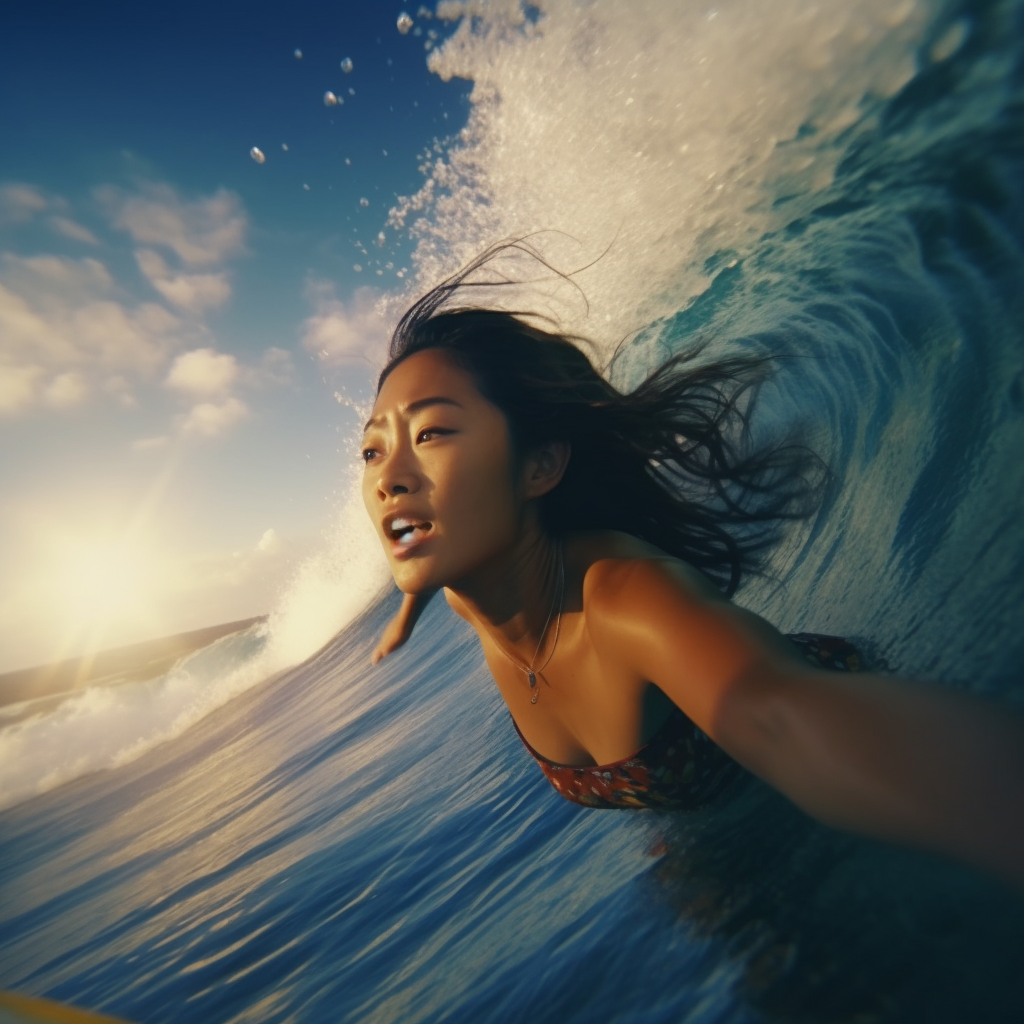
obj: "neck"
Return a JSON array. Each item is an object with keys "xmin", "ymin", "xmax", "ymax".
[{"xmin": 446, "ymin": 520, "xmax": 563, "ymax": 658}]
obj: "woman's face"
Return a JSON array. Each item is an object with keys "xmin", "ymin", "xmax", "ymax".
[{"xmin": 361, "ymin": 349, "xmax": 525, "ymax": 594}]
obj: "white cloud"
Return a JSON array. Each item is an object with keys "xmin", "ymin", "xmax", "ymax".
[
  {"xmin": 104, "ymin": 375, "xmax": 138, "ymax": 408},
  {"xmin": 49, "ymin": 216, "xmax": 100, "ymax": 246},
  {"xmin": 69, "ymin": 300, "xmax": 178, "ymax": 372},
  {"xmin": 100, "ymin": 183, "xmax": 247, "ymax": 265},
  {"xmin": 135, "ymin": 248, "xmax": 231, "ymax": 313},
  {"xmin": 43, "ymin": 372, "xmax": 88, "ymax": 409},
  {"xmin": 179, "ymin": 396, "xmax": 248, "ymax": 438},
  {"xmin": 2, "ymin": 254, "xmax": 113, "ymax": 306},
  {"xmin": 165, "ymin": 347, "xmax": 239, "ymax": 397},
  {"xmin": 257, "ymin": 528, "xmax": 280, "ymax": 554},
  {"xmin": 0, "ymin": 254, "xmax": 183, "ymax": 416},
  {"xmin": 0, "ymin": 181, "xmax": 264, "ymax": 427},
  {"xmin": 0, "ymin": 184, "xmax": 47, "ymax": 226},
  {"xmin": 0, "ymin": 364, "xmax": 43, "ymax": 415},
  {"xmin": 244, "ymin": 346, "xmax": 296, "ymax": 389},
  {"xmin": 301, "ymin": 281, "xmax": 390, "ymax": 366}
]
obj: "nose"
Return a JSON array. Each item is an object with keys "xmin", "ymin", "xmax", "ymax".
[{"xmin": 375, "ymin": 443, "xmax": 421, "ymax": 501}]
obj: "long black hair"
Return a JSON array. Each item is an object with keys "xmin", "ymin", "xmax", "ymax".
[{"xmin": 379, "ymin": 243, "xmax": 820, "ymax": 596}]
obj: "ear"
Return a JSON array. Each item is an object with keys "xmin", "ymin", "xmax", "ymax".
[{"xmin": 521, "ymin": 440, "xmax": 571, "ymax": 499}]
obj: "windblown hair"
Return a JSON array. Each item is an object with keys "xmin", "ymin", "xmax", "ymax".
[{"xmin": 379, "ymin": 244, "xmax": 820, "ymax": 596}]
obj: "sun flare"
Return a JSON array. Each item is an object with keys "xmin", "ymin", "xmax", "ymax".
[
  {"xmin": 41, "ymin": 530, "xmax": 169, "ymax": 658},
  {"xmin": 61, "ymin": 540, "xmax": 154, "ymax": 627}
]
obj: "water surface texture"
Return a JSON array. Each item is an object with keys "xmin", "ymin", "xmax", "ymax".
[{"xmin": 3, "ymin": 1, "xmax": 1024, "ymax": 1021}]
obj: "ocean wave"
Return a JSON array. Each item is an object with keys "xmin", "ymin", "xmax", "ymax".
[{"xmin": 0, "ymin": 479, "xmax": 389, "ymax": 811}]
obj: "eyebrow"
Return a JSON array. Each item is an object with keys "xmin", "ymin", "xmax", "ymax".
[{"xmin": 363, "ymin": 396, "xmax": 463, "ymax": 431}]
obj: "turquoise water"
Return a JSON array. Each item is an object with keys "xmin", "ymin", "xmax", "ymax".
[{"xmin": 3, "ymin": 1, "xmax": 1024, "ymax": 1021}]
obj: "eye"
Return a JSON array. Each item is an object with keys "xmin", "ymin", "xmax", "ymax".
[
  {"xmin": 360, "ymin": 446, "xmax": 379, "ymax": 463},
  {"xmin": 416, "ymin": 426, "xmax": 451, "ymax": 444}
]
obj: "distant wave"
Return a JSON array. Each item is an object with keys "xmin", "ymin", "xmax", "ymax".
[{"xmin": 0, "ymin": 480, "xmax": 389, "ymax": 811}]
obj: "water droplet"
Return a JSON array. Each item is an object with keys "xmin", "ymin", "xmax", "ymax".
[
  {"xmin": 249, "ymin": 146, "xmax": 266, "ymax": 164},
  {"xmin": 382, "ymin": 149, "xmax": 388, "ymax": 156},
  {"xmin": 376, "ymin": 231, "xmax": 386, "ymax": 245},
  {"xmin": 344, "ymin": 158, "xmax": 352, "ymax": 166},
  {"xmin": 397, "ymin": 12, "xmax": 413, "ymax": 34},
  {"xmin": 303, "ymin": 183, "xmax": 311, "ymax": 191},
  {"xmin": 359, "ymin": 197, "xmax": 369, "ymax": 207},
  {"xmin": 348, "ymin": 87, "xmax": 356, "ymax": 96},
  {"xmin": 281, "ymin": 143, "xmax": 289, "ymax": 151},
  {"xmin": 353, "ymin": 264, "xmax": 363, "ymax": 272},
  {"xmin": 340, "ymin": 57, "xmax": 354, "ymax": 73},
  {"xmin": 324, "ymin": 91, "xmax": 339, "ymax": 106},
  {"xmin": 397, "ymin": 270, "xmax": 405, "ymax": 278},
  {"xmin": 294, "ymin": 48, "xmax": 303, "ymax": 60}
]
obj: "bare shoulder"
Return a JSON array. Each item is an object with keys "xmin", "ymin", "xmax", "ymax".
[
  {"xmin": 565, "ymin": 531, "xmax": 811, "ymax": 755},
  {"xmin": 569, "ymin": 530, "xmax": 801, "ymax": 688},
  {"xmin": 570, "ymin": 530, "xmax": 724, "ymax": 626}
]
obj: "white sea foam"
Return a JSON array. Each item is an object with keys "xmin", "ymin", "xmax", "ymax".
[
  {"xmin": 389, "ymin": 0, "xmax": 933, "ymax": 352},
  {"xmin": 0, "ymin": 473, "xmax": 389, "ymax": 812},
  {"xmin": 263, "ymin": 467, "xmax": 390, "ymax": 669}
]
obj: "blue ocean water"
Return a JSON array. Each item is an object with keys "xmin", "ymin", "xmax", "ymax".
[{"xmin": 3, "ymin": 1, "xmax": 1024, "ymax": 1021}]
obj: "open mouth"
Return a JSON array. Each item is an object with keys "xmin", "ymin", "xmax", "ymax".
[{"xmin": 388, "ymin": 517, "xmax": 433, "ymax": 548}]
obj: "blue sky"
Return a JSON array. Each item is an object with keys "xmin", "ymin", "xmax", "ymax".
[
  {"xmin": 0, "ymin": 2, "xmax": 471, "ymax": 671},
  {"xmin": 1, "ymin": 0, "xmax": 939, "ymax": 672}
]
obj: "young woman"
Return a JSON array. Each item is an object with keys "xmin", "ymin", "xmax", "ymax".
[{"xmin": 360, "ymin": 251, "xmax": 1024, "ymax": 889}]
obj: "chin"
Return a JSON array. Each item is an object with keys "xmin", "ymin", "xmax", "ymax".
[{"xmin": 391, "ymin": 563, "xmax": 438, "ymax": 595}]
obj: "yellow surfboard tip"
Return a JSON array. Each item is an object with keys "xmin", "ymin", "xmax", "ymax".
[{"xmin": 0, "ymin": 991, "xmax": 135, "ymax": 1024}]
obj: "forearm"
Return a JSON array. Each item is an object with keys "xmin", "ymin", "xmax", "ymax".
[
  {"xmin": 732, "ymin": 670, "xmax": 1024, "ymax": 886},
  {"xmin": 397, "ymin": 589, "xmax": 434, "ymax": 633},
  {"xmin": 372, "ymin": 590, "xmax": 436, "ymax": 664}
]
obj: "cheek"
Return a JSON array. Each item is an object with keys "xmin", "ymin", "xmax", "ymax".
[
  {"xmin": 361, "ymin": 471, "xmax": 373, "ymax": 515},
  {"xmin": 361, "ymin": 470, "xmax": 383, "ymax": 538},
  {"xmin": 445, "ymin": 449, "xmax": 520, "ymax": 538}
]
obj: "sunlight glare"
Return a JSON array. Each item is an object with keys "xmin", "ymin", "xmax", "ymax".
[{"xmin": 62, "ymin": 539, "xmax": 154, "ymax": 627}]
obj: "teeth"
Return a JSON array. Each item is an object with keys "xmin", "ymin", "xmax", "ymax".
[{"xmin": 388, "ymin": 517, "xmax": 430, "ymax": 544}]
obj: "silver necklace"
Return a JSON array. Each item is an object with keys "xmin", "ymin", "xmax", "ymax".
[{"xmin": 491, "ymin": 545, "xmax": 565, "ymax": 704}]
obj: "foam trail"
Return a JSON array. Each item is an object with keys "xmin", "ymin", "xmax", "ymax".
[{"xmin": 0, "ymin": 472, "xmax": 389, "ymax": 811}]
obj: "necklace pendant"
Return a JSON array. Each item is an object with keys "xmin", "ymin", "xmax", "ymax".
[{"xmin": 528, "ymin": 671, "xmax": 539, "ymax": 703}]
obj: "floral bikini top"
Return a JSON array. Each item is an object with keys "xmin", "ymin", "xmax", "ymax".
[{"xmin": 512, "ymin": 633, "xmax": 863, "ymax": 810}]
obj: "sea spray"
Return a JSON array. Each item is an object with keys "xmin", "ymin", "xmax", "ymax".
[
  {"xmin": 263, "ymin": 466, "xmax": 390, "ymax": 669},
  {"xmin": 0, "ymin": 469, "xmax": 390, "ymax": 811},
  {"xmin": 389, "ymin": 0, "xmax": 934, "ymax": 353}
]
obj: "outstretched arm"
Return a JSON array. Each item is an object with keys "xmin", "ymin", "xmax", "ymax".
[
  {"xmin": 591, "ymin": 558, "xmax": 1024, "ymax": 888},
  {"xmin": 372, "ymin": 590, "xmax": 435, "ymax": 664}
]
